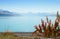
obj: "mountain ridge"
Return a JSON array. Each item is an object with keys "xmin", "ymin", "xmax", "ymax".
[{"xmin": 0, "ymin": 9, "xmax": 56, "ymax": 16}]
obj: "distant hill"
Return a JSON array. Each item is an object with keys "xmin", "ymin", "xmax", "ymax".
[
  {"xmin": 0, "ymin": 9, "xmax": 21, "ymax": 16},
  {"xmin": 0, "ymin": 9, "xmax": 56, "ymax": 16}
]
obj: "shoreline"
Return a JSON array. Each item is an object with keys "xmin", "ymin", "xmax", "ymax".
[{"xmin": 0, "ymin": 32, "xmax": 60, "ymax": 39}]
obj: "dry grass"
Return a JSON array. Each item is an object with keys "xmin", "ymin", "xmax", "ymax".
[
  {"xmin": 0, "ymin": 32, "xmax": 34, "ymax": 39},
  {"xmin": 0, "ymin": 32, "xmax": 20, "ymax": 39},
  {"xmin": 0, "ymin": 32, "xmax": 60, "ymax": 39}
]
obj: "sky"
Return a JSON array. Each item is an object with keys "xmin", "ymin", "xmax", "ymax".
[{"xmin": 0, "ymin": 0, "xmax": 60, "ymax": 14}]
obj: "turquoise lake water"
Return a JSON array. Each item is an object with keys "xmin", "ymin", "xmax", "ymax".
[{"xmin": 0, "ymin": 16, "xmax": 56, "ymax": 32}]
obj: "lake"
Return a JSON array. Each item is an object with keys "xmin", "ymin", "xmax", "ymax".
[{"xmin": 0, "ymin": 16, "xmax": 56, "ymax": 32}]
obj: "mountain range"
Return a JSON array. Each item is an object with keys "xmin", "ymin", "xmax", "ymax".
[
  {"xmin": 0, "ymin": 9, "xmax": 56, "ymax": 16},
  {"xmin": 0, "ymin": 9, "xmax": 20, "ymax": 16}
]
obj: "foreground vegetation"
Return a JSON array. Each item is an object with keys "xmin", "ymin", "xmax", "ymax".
[
  {"xmin": 0, "ymin": 32, "xmax": 20, "ymax": 39},
  {"xmin": 0, "ymin": 32, "xmax": 34, "ymax": 39},
  {"xmin": 33, "ymin": 11, "xmax": 60, "ymax": 37}
]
